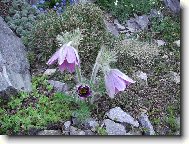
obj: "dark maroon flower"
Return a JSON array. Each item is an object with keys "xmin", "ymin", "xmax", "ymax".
[{"xmin": 77, "ymin": 85, "xmax": 91, "ymax": 99}]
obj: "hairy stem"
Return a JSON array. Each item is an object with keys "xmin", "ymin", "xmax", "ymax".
[
  {"xmin": 90, "ymin": 63, "xmax": 99, "ymax": 85},
  {"xmin": 75, "ymin": 65, "xmax": 82, "ymax": 83},
  {"xmin": 90, "ymin": 47, "xmax": 103, "ymax": 85}
]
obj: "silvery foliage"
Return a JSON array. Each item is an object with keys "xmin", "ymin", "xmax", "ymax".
[
  {"xmin": 3, "ymin": 0, "xmax": 38, "ymax": 38},
  {"xmin": 56, "ymin": 28, "xmax": 83, "ymax": 49}
]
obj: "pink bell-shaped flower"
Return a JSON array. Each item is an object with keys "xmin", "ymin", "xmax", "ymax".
[
  {"xmin": 104, "ymin": 69, "xmax": 135, "ymax": 98},
  {"xmin": 47, "ymin": 42, "xmax": 80, "ymax": 73}
]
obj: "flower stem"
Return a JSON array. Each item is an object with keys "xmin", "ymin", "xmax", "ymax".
[
  {"xmin": 90, "ymin": 63, "xmax": 99, "ymax": 85},
  {"xmin": 90, "ymin": 47, "xmax": 103, "ymax": 85},
  {"xmin": 75, "ymin": 65, "xmax": 82, "ymax": 83}
]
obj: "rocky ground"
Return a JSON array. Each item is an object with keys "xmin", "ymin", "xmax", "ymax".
[
  {"xmin": 0, "ymin": 0, "xmax": 180, "ymax": 135},
  {"xmin": 36, "ymin": 107, "xmax": 155, "ymax": 135}
]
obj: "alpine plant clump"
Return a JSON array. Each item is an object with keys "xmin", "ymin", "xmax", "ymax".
[
  {"xmin": 24, "ymin": 3, "xmax": 108, "ymax": 76},
  {"xmin": 3, "ymin": 0, "xmax": 38, "ymax": 38}
]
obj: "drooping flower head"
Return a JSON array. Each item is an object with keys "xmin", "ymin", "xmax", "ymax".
[
  {"xmin": 104, "ymin": 68, "xmax": 135, "ymax": 98},
  {"xmin": 47, "ymin": 41, "xmax": 80, "ymax": 73},
  {"xmin": 77, "ymin": 85, "xmax": 91, "ymax": 99}
]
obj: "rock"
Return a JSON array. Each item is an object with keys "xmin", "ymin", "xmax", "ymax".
[
  {"xmin": 27, "ymin": 127, "xmax": 42, "ymax": 135},
  {"xmin": 71, "ymin": 116, "xmax": 86, "ymax": 127},
  {"xmin": 103, "ymin": 119, "xmax": 127, "ymax": 135},
  {"xmin": 0, "ymin": 16, "xmax": 32, "ymax": 99},
  {"xmin": 126, "ymin": 132, "xmax": 141, "ymax": 135},
  {"xmin": 43, "ymin": 69, "xmax": 56, "ymax": 76},
  {"xmin": 176, "ymin": 116, "xmax": 180, "ymax": 129},
  {"xmin": 126, "ymin": 18, "xmax": 141, "ymax": 33},
  {"xmin": 37, "ymin": 130, "xmax": 62, "ymax": 135},
  {"xmin": 77, "ymin": 131, "xmax": 86, "ymax": 135},
  {"xmin": 149, "ymin": 9, "xmax": 163, "ymax": 19},
  {"xmin": 63, "ymin": 121, "xmax": 71, "ymax": 131},
  {"xmin": 169, "ymin": 71, "xmax": 180, "ymax": 84},
  {"xmin": 173, "ymin": 40, "xmax": 180, "ymax": 47},
  {"xmin": 164, "ymin": 0, "xmax": 180, "ymax": 14},
  {"xmin": 155, "ymin": 40, "xmax": 166, "ymax": 47},
  {"xmin": 133, "ymin": 71, "xmax": 148, "ymax": 86},
  {"xmin": 175, "ymin": 131, "xmax": 180, "ymax": 135},
  {"xmin": 71, "ymin": 117, "xmax": 80, "ymax": 126},
  {"xmin": 119, "ymin": 30, "xmax": 127, "ymax": 34},
  {"xmin": 126, "ymin": 128, "xmax": 142, "ymax": 135},
  {"xmin": 138, "ymin": 113, "xmax": 155, "ymax": 135},
  {"xmin": 70, "ymin": 126, "xmax": 85, "ymax": 135},
  {"xmin": 135, "ymin": 71, "xmax": 148, "ymax": 81},
  {"xmin": 125, "ymin": 32, "xmax": 132, "ymax": 37},
  {"xmin": 114, "ymin": 19, "xmax": 125, "ymax": 30},
  {"xmin": 126, "ymin": 15, "xmax": 149, "ymax": 33},
  {"xmin": 48, "ymin": 80, "xmax": 68, "ymax": 92},
  {"xmin": 104, "ymin": 19, "xmax": 119, "ymax": 37},
  {"xmin": 175, "ymin": 116, "xmax": 180, "ymax": 135},
  {"xmin": 135, "ymin": 15, "xmax": 149, "ymax": 30},
  {"xmin": 84, "ymin": 118, "xmax": 99, "ymax": 132},
  {"xmin": 84, "ymin": 130, "xmax": 96, "ymax": 135},
  {"xmin": 69, "ymin": 126, "xmax": 78, "ymax": 135},
  {"xmin": 106, "ymin": 107, "xmax": 139, "ymax": 127}
]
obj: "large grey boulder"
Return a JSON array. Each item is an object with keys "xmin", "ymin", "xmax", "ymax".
[{"xmin": 0, "ymin": 17, "xmax": 32, "ymax": 98}]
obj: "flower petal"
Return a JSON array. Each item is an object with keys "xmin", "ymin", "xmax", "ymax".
[
  {"xmin": 72, "ymin": 47, "xmax": 80, "ymax": 65},
  {"xmin": 46, "ymin": 50, "xmax": 59, "ymax": 65},
  {"xmin": 67, "ymin": 63, "xmax": 75, "ymax": 73},
  {"xmin": 58, "ymin": 45, "xmax": 67, "ymax": 65},
  {"xmin": 115, "ymin": 88, "xmax": 120, "ymax": 94},
  {"xmin": 112, "ymin": 69, "xmax": 135, "ymax": 84},
  {"xmin": 77, "ymin": 85, "xmax": 91, "ymax": 98},
  {"xmin": 59, "ymin": 60, "xmax": 67, "ymax": 72},
  {"xmin": 111, "ymin": 72, "xmax": 126, "ymax": 92},
  {"xmin": 65, "ymin": 46, "xmax": 76, "ymax": 63},
  {"xmin": 105, "ymin": 73, "xmax": 115, "ymax": 98}
]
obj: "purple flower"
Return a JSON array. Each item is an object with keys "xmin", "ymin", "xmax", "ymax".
[
  {"xmin": 47, "ymin": 42, "xmax": 80, "ymax": 73},
  {"xmin": 61, "ymin": 0, "xmax": 67, "ymax": 6},
  {"xmin": 104, "ymin": 69, "xmax": 135, "ymax": 98},
  {"xmin": 77, "ymin": 85, "xmax": 91, "ymax": 99}
]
